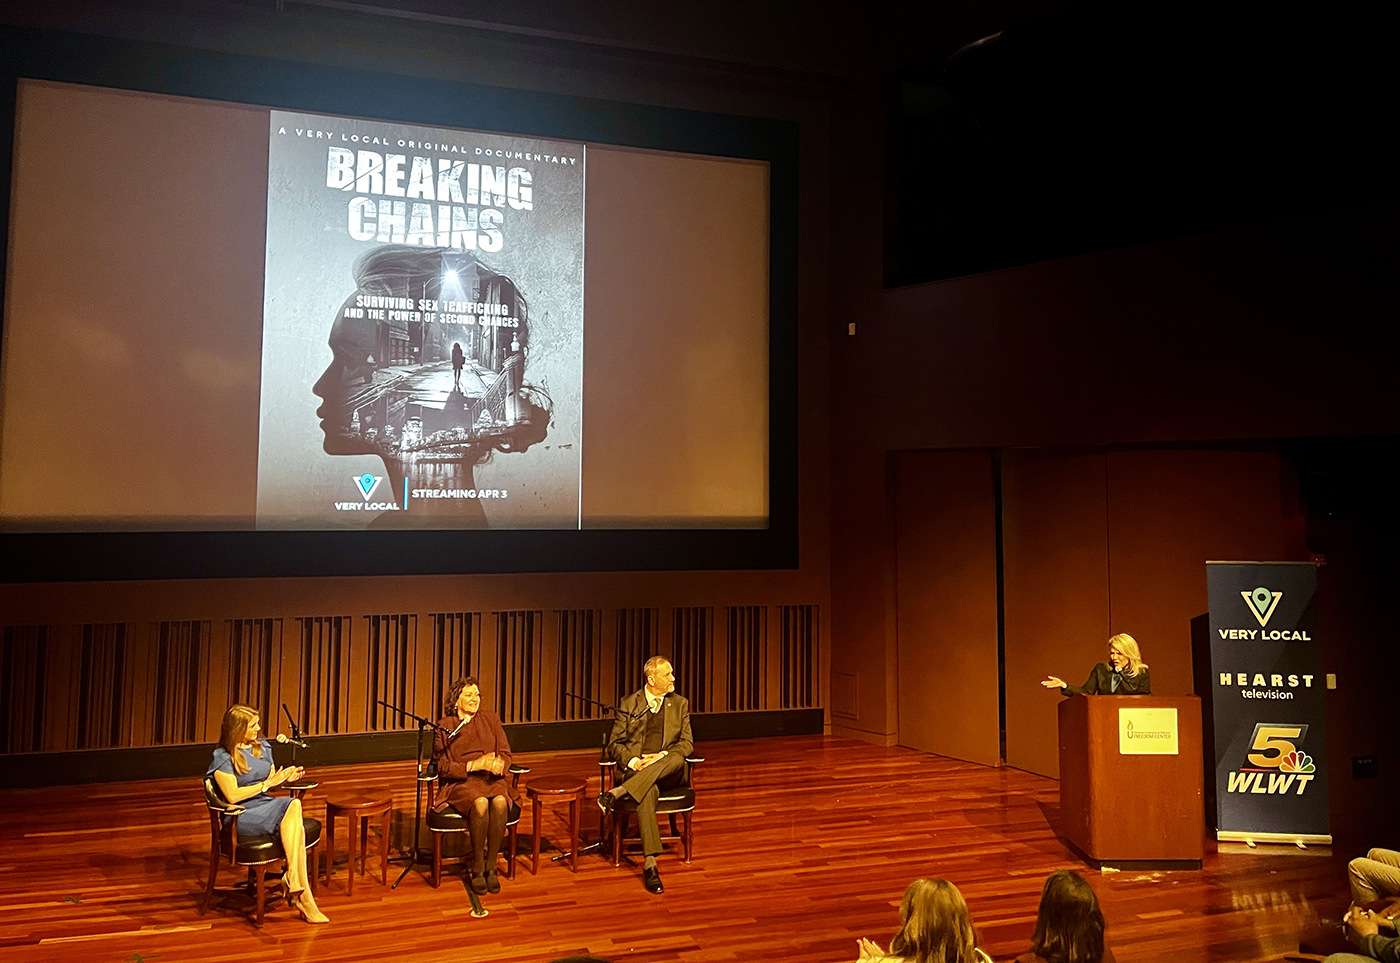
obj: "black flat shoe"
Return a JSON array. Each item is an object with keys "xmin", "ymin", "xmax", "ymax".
[
  {"xmin": 643, "ymin": 866, "xmax": 664, "ymax": 894},
  {"xmin": 470, "ymin": 873, "xmax": 488, "ymax": 895},
  {"xmin": 484, "ymin": 870, "xmax": 500, "ymax": 894},
  {"xmin": 597, "ymin": 791, "xmax": 615, "ymax": 814}
]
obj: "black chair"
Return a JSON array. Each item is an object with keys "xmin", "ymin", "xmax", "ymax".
[
  {"xmin": 598, "ymin": 754, "xmax": 704, "ymax": 864},
  {"xmin": 199, "ymin": 776, "xmax": 322, "ymax": 927},
  {"xmin": 424, "ymin": 764, "xmax": 529, "ymax": 887}
]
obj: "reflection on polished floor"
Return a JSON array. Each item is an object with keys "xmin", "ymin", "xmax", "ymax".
[{"xmin": 0, "ymin": 736, "xmax": 1350, "ymax": 963}]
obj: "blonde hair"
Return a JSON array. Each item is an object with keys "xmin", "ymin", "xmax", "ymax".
[
  {"xmin": 643, "ymin": 655, "xmax": 671, "ymax": 682},
  {"xmin": 1108, "ymin": 634, "xmax": 1147, "ymax": 678},
  {"xmin": 888, "ymin": 877, "xmax": 981, "ymax": 963},
  {"xmin": 218, "ymin": 704, "xmax": 264, "ymax": 775}
]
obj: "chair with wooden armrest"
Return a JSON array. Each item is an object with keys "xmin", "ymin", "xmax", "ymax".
[
  {"xmin": 198, "ymin": 776, "xmax": 322, "ymax": 927},
  {"xmin": 598, "ymin": 754, "xmax": 704, "ymax": 865},
  {"xmin": 423, "ymin": 763, "xmax": 529, "ymax": 887}
]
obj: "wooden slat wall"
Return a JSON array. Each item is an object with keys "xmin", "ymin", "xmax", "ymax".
[
  {"xmin": 494, "ymin": 610, "xmax": 542, "ymax": 724},
  {"xmin": 77, "ymin": 623, "xmax": 129, "ymax": 749},
  {"xmin": 149, "ymin": 620, "xmax": 209, "ymax": 746},
  {"xmin": 671, "ymin": 607, "xmax": 713, "ymax": 712},
  {"xmin": 223, "ymin": 618, "xmax": 282, "ymax": 729},
  {"xmin": 614, "ymin": 608, "xmax": 658, "ymax": 701},
  {"xmin": 430, "ymin": 612, "xmax": 481, "ymax": 720},
  {"xmin": 365, "ymin": 614, "xmax": 417, "ymax": 731},
  {"xmin": 726, "ymin": 605, "xmax": 767, "ymax": 711},
  {"xmin": 779, "ymin": 605, "xmax": 818, "ymax": 709},
  {"xmin": 0, "ymin": 625, "xmax": 47, "ymax": 754},
  {"xmin": 555, "ymin": 609, "xmax": 602, "ymax": 719},
  {"xmin": 0, "ymin": 603, "xmax": 823, "ymax": 754},
  {"xmin": 298, "ymin": 616, "xmax": 350, "ymax": 736}
]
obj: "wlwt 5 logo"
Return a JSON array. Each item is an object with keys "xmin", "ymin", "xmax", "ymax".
[{"xmin": 1227, "ymin": 723, "xmax": 1318, "ymax": 796}]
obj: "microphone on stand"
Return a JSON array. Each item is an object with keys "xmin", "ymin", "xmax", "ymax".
[
  {"xmin": 275, "ymin": 734, "xmax": 309, "ymax": 749},
  {"xmin": 447, "ymin": 717, "xmax": 470, "ymax": 740}
]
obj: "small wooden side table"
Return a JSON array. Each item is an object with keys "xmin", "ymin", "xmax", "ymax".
[
  {"xmin": 324, "ymin": 791, "xmax": 392, "ymax": 895},
  {"xmin": 526, "ymin": 775, "xmax": 587, "ymax": 874}
]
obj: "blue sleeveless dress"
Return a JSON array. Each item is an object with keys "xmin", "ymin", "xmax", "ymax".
[{"xmin": 208, "ymin": 740, "xmax": 293, "ymax": 837}]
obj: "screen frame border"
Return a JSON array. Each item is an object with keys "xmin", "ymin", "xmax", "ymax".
[{"xmin": 0, "ymin": 23, "xmax": 798, "ymax": 580}]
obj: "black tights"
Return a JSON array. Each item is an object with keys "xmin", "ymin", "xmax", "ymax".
[{"xmin": 468, "ymin": 796, "xmax": 509, "ymax": 875}]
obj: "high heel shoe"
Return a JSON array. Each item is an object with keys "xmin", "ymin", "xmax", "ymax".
[{"xmin": 294, "ymin": 891, "xmax": 330, "ymax": 924}]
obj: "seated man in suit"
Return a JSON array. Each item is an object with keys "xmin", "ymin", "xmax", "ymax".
[{"xmin": 598, "ymin": 655, "xmax": 693, "ymax": 895}]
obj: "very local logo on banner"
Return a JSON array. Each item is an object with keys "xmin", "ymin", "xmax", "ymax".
[{"xmin": 1206, "ymin": 561, "xmax": 1329, "ymax": 844}]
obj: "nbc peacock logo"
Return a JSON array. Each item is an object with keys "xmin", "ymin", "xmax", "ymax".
[{"xmin": 1278, "ymin": 750, "xmax": 1316, "ymax": 774}]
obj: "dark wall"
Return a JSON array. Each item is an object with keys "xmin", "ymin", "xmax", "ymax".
[{"xmin": 829, "ymin": 74, "xmax": 1398, "ymax": 743}]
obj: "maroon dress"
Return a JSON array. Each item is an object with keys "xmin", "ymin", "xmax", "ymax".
[{"xmin": 431, "ymin": 710, "xmax": 516, "ymax": 813}]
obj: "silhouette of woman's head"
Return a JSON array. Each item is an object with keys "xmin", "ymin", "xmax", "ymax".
[{"xmin": 311, "ymin": 244, "xmax": 551, "ymax": 494}]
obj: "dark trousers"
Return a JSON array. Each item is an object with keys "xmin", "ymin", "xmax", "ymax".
[{"xmin": 618, "ymin": 753, "xmax": 685, "ymax": 856}]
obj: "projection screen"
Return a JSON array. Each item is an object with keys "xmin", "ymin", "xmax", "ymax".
[{"xmin": 0, "ymin": 80, "xmax": 769, "ymax": 535}]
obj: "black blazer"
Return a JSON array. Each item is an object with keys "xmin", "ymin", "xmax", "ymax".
[{"xmin": 1062, "ymin": 662, "xmax": 1151, "ymax": 696}]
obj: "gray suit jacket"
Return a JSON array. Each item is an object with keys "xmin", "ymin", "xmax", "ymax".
[{"xmin": 606, "ymin": 689, "xmax": 693, "ymax": 767}]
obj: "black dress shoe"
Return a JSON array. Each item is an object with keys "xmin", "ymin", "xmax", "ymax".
[
  {"xmin": 597, "ymin": 791, "xmax": 615, "ymax": 814},
  {"xmin": 484, "ymin": 870, "xmax": 501, "ymax": 894},
  {"xmin": 470, "ymin": 873, "xmax": 488, "ymax": 894},
  {"xmin": 643, "ymin": 866, "xmax": 664, "ymax": 894}
]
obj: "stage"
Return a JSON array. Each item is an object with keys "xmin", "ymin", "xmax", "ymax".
[{"xmin": 0, "ymin": 735, "xmax": 1350, "ymax": 962}]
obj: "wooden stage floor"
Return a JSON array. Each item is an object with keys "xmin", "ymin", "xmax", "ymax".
[{"xmin": 0, "ymin": 736, "xmax": 1352, "ymax": 962}]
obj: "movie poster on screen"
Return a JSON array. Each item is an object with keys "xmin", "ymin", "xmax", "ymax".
[
  {"xmin": 255, "ymin": 110, "xmax": 584, "ymax": 530},
  {"xmin": 1206, "ymin": 561, "xmax": 1329, "ymax": 843}
]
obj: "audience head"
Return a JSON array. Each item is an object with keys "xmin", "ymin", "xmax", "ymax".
[
  {"xmin": 889, "ymin": 876, "xmax": 980, "ymax": 963},
  {"xmin": 1028, "ymin": 870, "xmax": 1106, "ymax": 963}
]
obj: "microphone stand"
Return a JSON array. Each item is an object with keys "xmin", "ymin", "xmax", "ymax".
[
  {"xmin": 281, "ymin": 703, "xmax": 304, "ymax": 767},
  {"xmin": 278, "ymin": 703, "xmax": 317, "ymax": 799},
  {"xmin": 376, "ymin": 698, "xmax": 453, "ymax": 892},
  {"xmin": 553, "ymin": 692, "xmax": 648, "ymax": 861}
]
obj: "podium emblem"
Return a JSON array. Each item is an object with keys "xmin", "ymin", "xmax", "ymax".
[{"xmin": 1119, "ymin": 708, "xmax": 1179, "ymax": 755}]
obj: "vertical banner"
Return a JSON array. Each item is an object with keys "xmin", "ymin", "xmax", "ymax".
[
  {"xmin": 1206, "ymin": 561, "xmax": 1329, "ymax": 843},
  {"xmin": 256, "ymin": 110, "xmax": 585, "ymax": 530}
]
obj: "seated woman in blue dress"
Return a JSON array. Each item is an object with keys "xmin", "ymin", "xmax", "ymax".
[{"xmin": 208, "ymin": 704, "xmax": 329, "ymax": 924}]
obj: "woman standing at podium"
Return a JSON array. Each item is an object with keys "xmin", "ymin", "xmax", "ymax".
[{"xmin": 1041, "ymin": 634, "xmax": 1151, "ymax": 696}]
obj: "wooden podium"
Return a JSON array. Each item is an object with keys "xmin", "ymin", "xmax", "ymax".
[{"xmin": 1057, "ymin": 695, "xmax": 1205, "ymax": 869}]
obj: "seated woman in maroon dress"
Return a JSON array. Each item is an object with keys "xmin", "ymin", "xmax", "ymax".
[
  {"xmin": 432, "ymin": 676, "xmax": 516, "ymax": 894},
  {"xmin": 1016, "ymin": 870, "xmax": 1117, "ymax": 963}
]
